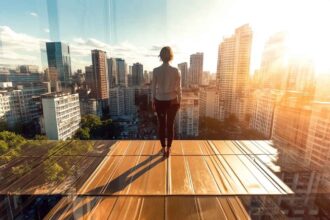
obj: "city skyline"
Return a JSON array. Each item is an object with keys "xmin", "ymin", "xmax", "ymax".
[{"xmin": 1, "ymin": 0, "xmax": 330, "ymax": 75}]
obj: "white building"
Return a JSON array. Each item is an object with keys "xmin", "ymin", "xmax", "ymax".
[
  {"xmin": 42, "ymin": 92, "xmax": 81, "ymax": 140},
  {"xmin": 199, "ymin": 86, "xmax": 221, "ymax": 120},
  {"xmin": 175, "ymin": 92, "xmax": 199, "ymax": 137},
  {"xmin": 109, "ymin": 87, "xmax": 136, "ymax": 117},
  {"xmin": 189, "ymin": 53, "xmax": 203, "ymax": 85},
  {"xmin": 0, "ymin": 82, "xmax": 49, "ymax": 128},
  {"xmin": 249, "ymin": 89, "xmax": 283, "ymax": 138},
  {"xmin": 178, "ymin": 62, "xmax": 188, "ymax": 88},
  {"xmin": 216, "ymin": 24, "xmax": 252, "ymax": 121}
]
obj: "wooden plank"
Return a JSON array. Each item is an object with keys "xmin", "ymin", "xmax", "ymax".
[
  {"xmin": 198, "ymin": 140, "xmax": 215, "ymax": 155},
  {"xmin": 213, "ymin": 155, "xmax": 248, "ymax": 194},
  {"xmin": 196, "ymin": 196, "xmax": 227, "ymax": 219},
  {"xmin": 186, "ymin": 155, "xmax": 220, "ymax": 194},
  {"xmin": 125, "ymin": 140, "xmax": 145, "ymax": 156},
  {"xmin": 140, "ymin": 140, "xmax": 156, "ymax": 155},
  {"xmin": 170, "ymin": 140, "xmax": 184, "ymax": 155},
  {"xmin": 108, "ymin": 140, "xmax": 131, "ymax": 156},
  {"xmin": 144, "ymin": 155, "xmax": 167, "ymax": 194},
  {"xmin": 236, "ymin": 141, "xmax": 265, "ymax": 154},
  {"xmin": 216, "ymin": 197, "xmax": 238, "ymax": 219},
  {"xmin": 169, "ymin": 156, "xmax": 194, "ymax": 195},
  {"xmin": 202, "ymin": 156, "xmax": 232, "ymax": 194},
  {"xmin": 181, "ymin": 140, "xmax": 204, "ymax": 155},
  {"xmin": 228, "ymin": 197, "xmax": 251, "ymax": 220},
  {"xmin": 126, "ymin": 156, "xmax": 154, "ymax": 194},
  {"xmin": 237, "ymin": 155, "xmax": 284, "ymax": 194},
  {"xmin": 222, "ymin": 155, "xmax": 268, "ymax": 194},
  {"xmin": 212, "ymin": 140, "xmax": 236, "ymax": 154},
  {"xmin": 137, "ymin": 197, "xmax": 165, "ymax": 220},
  {"xmin": 107, "ymin": 196, "xmax": 142, "ymax": 220},
  {"xmin": 79, "ymin": 156, "xmax": 121, "ymax": 194},
  {"xmin": 87, "ymin": 197, "xmax": 117, "ymax": 219},
  {"xmin": 253, "ymin": 140, "xmax": 278, "ymax": 155},
  {"xmin": 103, "ymin": 156, "xmax": 141, "ymax": 195},
  {"xmin": 166, "ymin": 196, "xmax": 200, "ymax": 220}
]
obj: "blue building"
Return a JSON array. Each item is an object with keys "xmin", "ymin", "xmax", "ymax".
[{"xmin": 46, "ymin": 42, "xmax": 72, "ymax": 87}]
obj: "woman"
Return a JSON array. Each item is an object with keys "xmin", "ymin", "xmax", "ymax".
[{"xmin": 151, "ymin": 46, "xmax": 181, "ymax": 157}]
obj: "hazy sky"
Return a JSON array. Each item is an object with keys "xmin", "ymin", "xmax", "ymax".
[{"xmin": 0, "ymin": 0, "xmax": 330, "ymax": 74}]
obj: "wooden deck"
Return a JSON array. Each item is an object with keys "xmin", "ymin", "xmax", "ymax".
[
  {"xmin": 42, "ymin": 140, "xmax": 293, "ymax": 220},
  {"xmin": 77, "ymin": 140, "xmax": 292, "ymax": 196},
  {"xmin": 45, "ymin": 196, "xmax": 251, "ymax": 220}
]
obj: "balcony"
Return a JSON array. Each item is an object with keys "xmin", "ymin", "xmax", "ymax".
[{"xmin": 0, "ymin": 140, "xmax": 310, "ymax": 219}]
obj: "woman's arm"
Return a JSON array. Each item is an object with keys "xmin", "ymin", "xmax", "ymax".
[
  {"xmin": 176, "ymin": 69, "xmax": 182, "ymax": 104},
  {"xmin": 151, "ymin": 69, "xmax": 157, "ymax": 110}
]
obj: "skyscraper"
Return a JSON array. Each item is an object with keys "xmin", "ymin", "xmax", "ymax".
[
  {"xmin": 178, "ymin": 62, "xmax": 188, "ymax": 88},
  {"xmin": 216, "ymin": 24, "xmax": 252, "ymax": 121},
  {"xmin": 91, "ymin": 50, "xmax": 109, "ymax": 100},
  {"xmin": 286, "ymin": 57, "xmax": 315, "ymax": 93},
  {"xmin": 259, "ymin": 32, "xmax": 287, "ymax": 90},
  {"xmin": 107, "ymin": 58, "xmax": 118, "ymax": 88},
  {"xmin": 46, "ymin": 42, "xmax": 72, "ymax": 88},
  {"xmin": 132, "ymin": 63, "xmax": 144, "ymax": 86},
  {"xmin": 189, "ymin": 53, "xmax": 203, "ymax": 85},
  {"xmin": 116, "ymin": 58, "xmax": 127, "ymax": 87}
]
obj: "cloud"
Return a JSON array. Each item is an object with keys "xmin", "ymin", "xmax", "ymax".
[
  {"xmin": 0, "ymin": 26, "xmax": 47, "ymax": 67},
  {"xmin": 29, "ymin": 12, "xmax": 38, "ymax": 17},
  {"xmin": 0, "ymin": 26, "xmax": 169, "ymax": 71}
]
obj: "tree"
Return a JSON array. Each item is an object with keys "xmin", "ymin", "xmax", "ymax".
[
  {"xmin": 0, "ymin": 131, "xmax": 26, "ymax": 148},
  {"xmin": 75, "ymin": 127, "xmax": 90, "ymax": 140},
  {"xmin": 81, "ymin": 114, "xmax": 102, "ymax": 130},
  {"xmin": 34, "ymin": 135, "xmax": 48, "ymax": 140},
  {"xmin": 0, "ymin": 118, "xmax": 8, "ymax": 132},
  {"xmin": 0, "ymin": 140, "xmax": 8, "ymax": 154}
]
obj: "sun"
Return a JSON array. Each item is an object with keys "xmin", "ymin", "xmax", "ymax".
[{"xmin": 278, "ymin": 0, "xmax": 330, "ymax": 75}]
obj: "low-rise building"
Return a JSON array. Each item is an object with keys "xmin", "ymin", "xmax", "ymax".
[{"xmin": 42, "ymin": 92, "xmax": 81, "ymax": 140}]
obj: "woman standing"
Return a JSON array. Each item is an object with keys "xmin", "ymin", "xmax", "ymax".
[{"xmin": 151, "ymin": 46, "xmax": 181, "ymax": 157}]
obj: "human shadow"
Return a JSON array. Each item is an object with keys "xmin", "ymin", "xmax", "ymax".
[{"xmin": 50, "ymin": 150, "xmax": 166, "ymax": 219}]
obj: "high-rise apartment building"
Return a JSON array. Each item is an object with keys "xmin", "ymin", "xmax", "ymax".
[
  {"xmin": 189, "ymin": 53, "xmax": 203, "ymax": 85},
  {"xmin": 175, "ymin": 92, "xmax": 199, "ymax": 137},
  {"xmin": 0, "ymin": 82, "xmax": 49, "ymax": 128},
  {"xmin": 216, "ymin": 24, "xmax": 252, "ymax": 121},
  {"xmin": 109, "ymin": 87, "xmax": 136, "ymax": 117},
  {"xmin": 178, "ymin": 62, "xmax": 188, "ymax": 88},
  {"xmin": 286, "ymin": 57, "xmax": 315, "ymax": 93},
  {"xmin": 91, "ymin": 50, "xmax": 109, "ymax": 100},
  {"xmin": 305, "ymin": 102, "xmax": 330, "ymax": 190},
  {"xmin": 42, "ymin": 92, "xmax": 80, "ymax": 140},
  {"xmin": 249, "ymin": 89, "xmax": 283, "ymax": 138},
  {"xmin": 46, "ymin": 42, "xmax": 72, "ymax": 87},
  {"xmin": 271, "ymin": 92, "xmax": 313, "ymax": 161},
  {"xmin": 116, "ymin": 58, "xmax": 127, "ymax": 87},
  {"xmin": 259, "ymin": 32, "xmax": 287, "ymax": 90},
  {"xmin": 107, "ymin": 58, "xmax": 118, "ymax": 88},
  {"xmin": 199, "ymin": 86, "xmax": 221, "ymax": 120},
  {"xmin": 132, "ymin": 63, "xmax": 144, "ymax": 86}
]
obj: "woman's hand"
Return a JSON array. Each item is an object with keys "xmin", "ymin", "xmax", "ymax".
[{"xmin": 152, "ymin": 101, "xmax": 156, "ymax": 112}]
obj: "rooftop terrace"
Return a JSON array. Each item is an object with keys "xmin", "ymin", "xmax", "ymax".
[{"xmin": 0, "ymin": 140, "xmax": 302, "ymax": 219}]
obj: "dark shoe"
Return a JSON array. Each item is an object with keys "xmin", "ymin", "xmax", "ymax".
[
  {"xmin": 161, "ymin": 148, "xmax": 166, "ymax": 157},
  {"xmin": 166, "ymin": 147, "xmax": 171, "ymax": 158}
]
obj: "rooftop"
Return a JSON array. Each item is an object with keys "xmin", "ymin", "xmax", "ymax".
[{"xmin": 0, "ymin": 140, "xmax": 298, "ymax": 219}]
